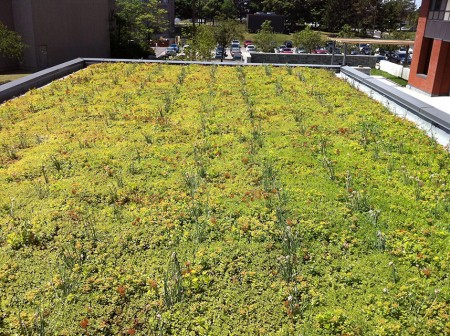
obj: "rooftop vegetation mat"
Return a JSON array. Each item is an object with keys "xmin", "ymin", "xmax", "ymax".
[{"xmin": 0, "ymin": 63, "xmax": 449, "ymax": 335}]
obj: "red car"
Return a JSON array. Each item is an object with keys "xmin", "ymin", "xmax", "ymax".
[
  {"xmin": 280, "ymin": 48, "xmax": 294, "ymax": 54},
  {"xmin": 313, "ymin": 48, "xmax": 328, "ymax": 54},
  {"xmin": 244, "ymin": 40, "xmax": 253, "ymax": 47}
]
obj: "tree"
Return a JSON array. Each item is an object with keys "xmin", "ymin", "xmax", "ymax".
[
  {"xmin": 235, "ymin": 0, "xmax": 251, "ymax": 21},
  {"xmin": 305, "ymin": 0, "xmax": 326, "ymax": 28},
  {"xmin": 380, "ymin": 0, "xmax": 416, "ymax": 32},
  {"xmin": 254, "ymin": 20, "xmax": 275, "ymax": 52},
  {"xmin": 213, "ymin": 18, "xmax": 245, "ymax": 61},
  {"xmin": 293, "ymin": 26, "xmax": 323, "ymax": 53},
  {"xmin": 175, "ymin": 0, "xmax": 194, "ymax": 19},
  {"xmin": 338, "ymin": 24, "xmax": 355, "ymax": 38},
  {"xmin": 185, "ymin": 24, "xmax": 216, "ymax": 60},
  {"xmin": 261, "ymin": 0, "xmax": 308, "ymax": 31},
  {"xmin": 0, "ymin": 21, "xmax": 26, "ymax": 60},
  {"xmin": 353, "ymin": 0, "xmax": 383, "ymax": 35},
  {"xmin": 112, "ymin": 0, "xmax": 168, "ymax": 57},
  {"xmin": 221, "ymin": 0, "xmax": 238, "ymax": 19},
  {"xmin": 322, "ymin": 0, "xmax": 354, "ymax": 32},
  {"xmin": 202, "ymin": 0, "xmax": 223, "ymax": 24}
]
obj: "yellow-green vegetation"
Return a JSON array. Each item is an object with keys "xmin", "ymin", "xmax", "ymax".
[{"xmin": 0, "ymin": 63, "xmax": 449, "ymax": 335}]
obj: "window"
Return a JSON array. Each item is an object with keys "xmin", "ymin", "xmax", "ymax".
[
  {"xmin": 446, "ymin": 0, "xmax": 450, "ymax": 20},
  {"xmin": 429, "ymin": 0, "xmax": 450, "ymax": 20},
  {"xmin": 432, "ymin": 0, "xmax": 443, "ymax": 10},
  {"xmin": 417, "ymin": 38, "xmax": 434, "ymax": 76}
]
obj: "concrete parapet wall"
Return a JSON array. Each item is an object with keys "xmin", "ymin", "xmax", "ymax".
[
  {"xmin": 249, "ymin": 53, "xmax": 378, "ymax": 68},
  {"xmin": 0, "ymin": 58, "xmax": 85, "ymax": 103},
  {"xmin": 379, "ymin": 60, "xmax": 410, "ymax": 80},
  {"xmin": 341, "ymin": 66, "xmax": 450, "ymax": 138}
]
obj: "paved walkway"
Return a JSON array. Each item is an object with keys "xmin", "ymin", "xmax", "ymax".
[{"xmin": 371, "ymin": 75, "xmax": 450, "ymax": 116}]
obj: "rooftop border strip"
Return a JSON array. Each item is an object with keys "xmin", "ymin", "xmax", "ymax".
[
  {"xmin": 82, "ymin": 58, "xmax": 342, "ymax": 70},
  {"xmin": 341, "ymin": 66, "xmax": 450, "ymax": 134},
  {"xmin": 0, "ymin": 58, "xmax": 85, "ymax": 104},
  {"xmin": 0, "ymin": 58, "xmax": 340, "ymax": 104}
]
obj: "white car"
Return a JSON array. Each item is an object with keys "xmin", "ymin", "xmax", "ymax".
[{"xmin": 246, "ymin": 45, "xmax": 256, "ymax": 52}]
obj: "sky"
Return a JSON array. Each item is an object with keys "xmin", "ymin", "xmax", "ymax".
[{"xmin": 415, "ymin": 0, "xmax": 422, "ymax": 8}]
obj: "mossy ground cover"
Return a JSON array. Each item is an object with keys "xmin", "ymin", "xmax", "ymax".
[{"xmin": 0, "ymin": 63, "xmax": 449, "ymax": 335}]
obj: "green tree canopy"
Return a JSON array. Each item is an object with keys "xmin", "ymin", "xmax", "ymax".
[
  {"xmin": 254, "ymin": 20, "xmax": 275, "ymax": 52},
  {"xmin": 213, "ymin": 18, "xmax": 245, "ymax": 61},
  {"xmin": 221, "ymin": 0, "xmax": 238, "ymax": 19},
  {"xmin": 185, "ymin": 24, "xmax": 216, "ymax": 61},
  {"xmin": 112, "ymin": 0, "xmax": 168, "ymax": 57},
  {"xmin": 0, "ymin": 21, "xmax": 26, "ymax": 60},
  {"xmin": 293, "ymin": 26, "xmax": 323, "ymax": 53}
]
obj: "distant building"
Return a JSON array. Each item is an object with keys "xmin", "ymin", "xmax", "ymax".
[
  {"xmin": 247, "ymin": 13, "xmax": 285, "ymax": 33},
  {"xmin": 160, "ymin": 0, "xmax": 176, "ymax": 36},
  {"xmin": 0, "ymin": 0, "xmax": 113, "ymax": 72},
  {"xmin": 408, "ymin": 0, "xmax": 450, "ymax": 96},
  {"xmin": 0, "ymin": 0, "xmax": 175, "ymax": 72}
]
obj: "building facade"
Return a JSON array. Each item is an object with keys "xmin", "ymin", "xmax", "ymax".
[
  {"xmin": 160, "ymin": 0, "xmax": 175, "ymax": 36},
  {"xmin": 0, "ymin": 0, "xmax": 175, "ymax": 73},
  {"xmin": 0, "ymin": 0, "xmax": 113, "ymax": 72},
  {"xmin": 408, "ymin": 0, "xmax": 450, "ymax": 96}
]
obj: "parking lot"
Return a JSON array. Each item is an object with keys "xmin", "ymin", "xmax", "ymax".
[
  {"xmin": 155, "ymin": 45, "xmax": 247, "ymax": 62},
  {"xmin": 154, "ymin": 39, "xmax": 414, "ymax": 68}
]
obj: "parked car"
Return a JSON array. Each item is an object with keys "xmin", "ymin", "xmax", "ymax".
[
  {"xmin": 215, "ymin": 46, "xmax": 228, "ymax": 58},
  {"xmin": 246, "ymin": 45, "xmax": 256, "ymax": 52},
  {"xmin": 280, "ymin": 48, "xmax": 293, "ymax": 54},
  {"xmin": 169, "ymin": 44, "xmax": 179, "ymax": 53},
  {"xmin": 231, "ymin": 47, "xmax": 241, "ymax": 56},
  {"xmin": 244, "ymin": 40, "xmax": 253, "ymax": 47},
  {"xmin": 233, "ymin": 51, "xmax": 243, "ymax": 61},
  {"xmin": 231, "ymin": 40, "xmax": 240, "ymax": 49},
  {"xmin": 297, "ymin": 47, "xmax": 307, "ymax": 54},
  {"xmin": 390, "ymin": 51, "xmax": 411, "ymax": 64},
  {"xmin": 359, "ymin": 43, "xmax": 371, "ymax": 54},
  {"xmin": 376, "ymin": 54, "xmax": 388, "ymax": 62},
  {"xmin": 165, "ymin": 47, "xmax": 177, "ymax": 56},
  {"xmin": 314, "ymin": 48, "xmax": 328, "ymax": 54}
]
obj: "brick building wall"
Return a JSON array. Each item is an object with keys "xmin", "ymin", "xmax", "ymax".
[{"xmin": 408, "ymin": 0, "xmax": 450, "ymax": 96}]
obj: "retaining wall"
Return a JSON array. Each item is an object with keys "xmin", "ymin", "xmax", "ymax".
[{"xmin": 249, "ymin": 53, "xmax": 378, "ymax": 68}]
